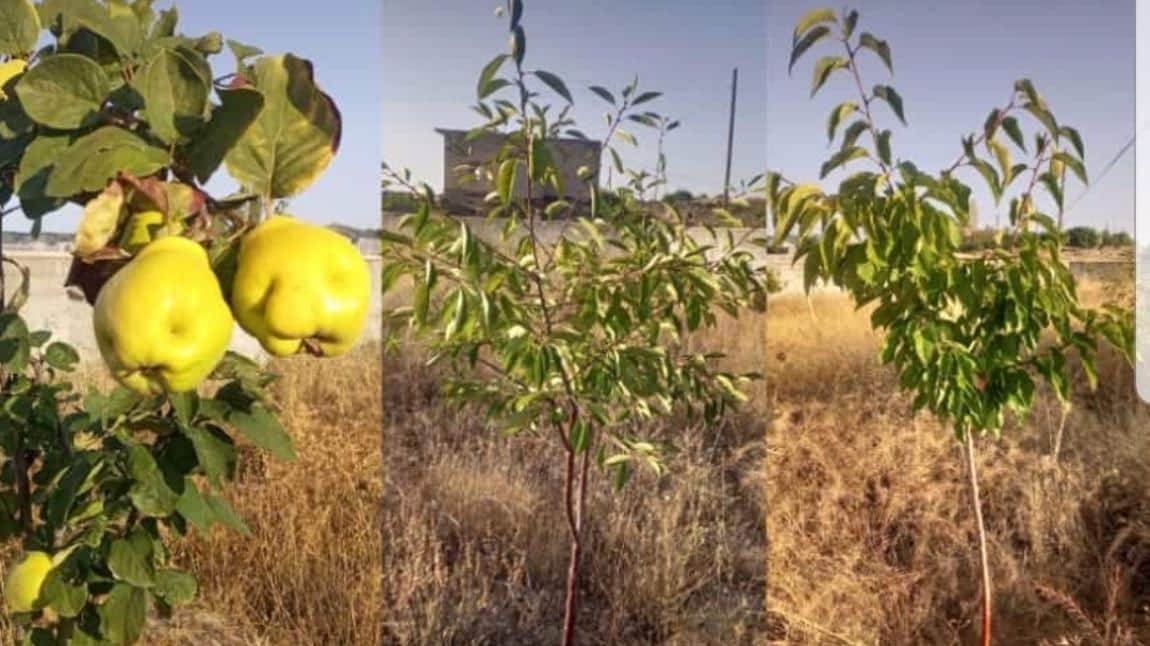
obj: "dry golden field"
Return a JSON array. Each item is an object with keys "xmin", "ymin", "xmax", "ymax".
[
  {"xmin": 4, "ymin": 268, "xmax": 1144, "ymax": 645},
  {"xmin": 766, "ymin": 278, "xmax": 1150, "ymax": 645}
]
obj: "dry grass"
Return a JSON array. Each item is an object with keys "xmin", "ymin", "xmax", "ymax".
[
  {"xmin": 0, "ymin": 347, "xmax": 383, "ymax": 646},
  {"xmin": 381, "ymin": 305, "xmax": 770, "ymax": 645},
  {"xmin": 767, "ymin": 282, "xmax": 1150, "ymax": 645}
]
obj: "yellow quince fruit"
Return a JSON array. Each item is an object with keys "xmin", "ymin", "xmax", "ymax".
[
  {"xmin": 4, "ymin": 551, "xmax": 51, "ymax": 613},
  {"xmin": 93, "ymin": 236, "xmax": 234, "ymax": 394},
  {"xmin": 230, "ymin": 214, "xmax": 371, "ymax": 357},
  {"xmin": 0, "ymin": 60, "xmax": 27, "ymax": 100},
  {"xmin": 118, "ymin": 210, "xmax": 185, "ymax": 254}
]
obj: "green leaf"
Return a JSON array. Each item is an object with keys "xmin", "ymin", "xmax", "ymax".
[
  {"xmin": 44, "ymin": 341, "xmax": 80, "ymax": 370},
  {"xmin": 204, "ymin": 491, "xmax": 249, "ymax": 535},
  {"xmin": 1024, "ymin": 101, "xmax": 1058, "ymax": 136},
  {"xmin": 810, "ymin": 56, "xmax": 846, "ymax": 97},
  {"xmin": 0, "ymin": 0, "xmax": 40, "ymax": 56},
  {"xmin": 154, "ymin": 569, "xmax": 196, "ymax": 606},
  {"xmin": 136, "ymin": 45, "xmax": 212, "ymax": 144},
  {"xmin": 184, "ymin": 85, "xmax": 265, "ymax": 184},
  {"xmin": 0, "ymin": 312, "xmax": 30, "ymax": 372},
  {"xmin": 99, "ymin": 583, "xmax": 148, "ymax": 645},
  {"xmin": 182, "ymin": 424, "xmax": 234, "ymax": 487},
  {"xmin": 819, "ymin": 146, "xmax": 867, "ymax": 179},
  {"xmin": 1040, "ymin": 171, "xmax": 1064, "ymax": 210},
  {"xmin": 509, "ymin": 25, "xmax": 526, "ymax": 67},
  {"xmin": 843, "ymin": 10, "xmax": 859, "ymax": 38},
  {"xmin": 529, "ymin": 136, "xmax": 552, "ymax": 182},
  {"xmin": 589, "ymin": 85, "xmax": 615, "ymax": 105},
  {"xmin": 174, "ymin": 479, "xmax": 212, "ymax": 532},
  {"xmin": 983, "ymin": 109, "xmax": 1001, "ymax": 141},
  {"xmin": 226, "ymin": 38, "xmax": 261, "ymax": 71},
  {"xmin": 193, "ymin": 32, "xmax": 223, "ymax": 56},
  {"xmin": 839, "ymin": 120, "xmax": 868, "ymax": 151},
  {"xmin": 872, "ymin": 85, "xmax": 906, "ymax": 125},
  {"xmin": 789, "ymin": 26, "xmax": 830, "ymax": 75},
  {"xmin": 569, "ymin": 420, "xmax": 592, "ymax": 453},
  {"xmin": 826, "ymin": 101, "xmax": 856, "ymax": 143},
  {"xmin": 988, "ymin": 139, "xmax": 1012, "ymax": 178},
  {"xmin": 43, "ymin": 455, "xmax": 96, "ymax": 527},
  {"xmin": 227, "ymin": 405, "xmax": 296, "ymax": 462},
  {"xmin": 1059, "ymin": 126, "xmax": 1085, "ymax": 159},
  {"xmin": 1052, "ymin": 152, "xmax": 1087, "ymax": 184},
  {"xmin": 971, "ymin": 159, "xmax": 1002, "ymax": 203},
  {"xmin": 630, "ymin": 91, "xmax": 661, "ymax": 106},
  {"xmin": 614, "ymin": 129, "xmax": 637, "ymax": 146},
  {"xmin": 1015, "ymin": 79, "xmax": 1041, "ymax": 105},
  {"xmin": 127, "ymin": 444, "xmax": 179, "ymax": 517},
  {"xmin": 612, "ymin": 460, "xmax": 631, "ymax": 490},
  {"xmin": 14, "ymin": 134, "xmax": 69, "ymax": 218},
  {"xmin": 496, "ymin": 158, "xmax": 517, "ymax": 204},
  {"xmin": 39, "ymin": 569, "xmax": 86, "ymax": 618},
  {"xmin": 412, "ymin": 276, "xmax": 430, "ymax": 326},
  {"xmin": 509, "ymin": 0, "xmax": 523, "ymax": 28},
  {"xmin": 85, "ymin": 386, "xmax": 141, "ymax": 424},
  {"xmin": 476, "ymin": 54, "xmax": 507, "ymax": 99},
  {"xmin": 107, "ymin": 537, "xmax": 155, "ymax": 587},
  {"xmin": 46, "ymin": 126, "xmax": 170, "ymax": 197},
  {"xmin": 876, "ymin": 130, "xmax": 892, "ymax": 165},
  {"xmin": 793, "ymin": 7, "xmax": 837, "ymax": 43},
  {"xmin": 57, "ymin": 0, "xmax": 142, "ymax": 58},
  {"xmin": 1001, "ymin": 116, "xmax": 1026, "ymax": 152},
  {"xmin": 533, "ymin": 70, "xmax": 572, "ymax": 103},
  {"xmin": 858, "ymin": 33, "xmax": 893, "ymax": 73},
  {"xmin": 15, "ymin": 54, "xmax": 110, "ymax": 129},
  {"xmin": 224, "ymin": 54, "xmax": 341, "ymax": 200}
]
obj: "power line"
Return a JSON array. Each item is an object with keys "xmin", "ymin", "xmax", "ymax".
[{"xmin": 1063, "ymin": 121, "xmax": 1149, "ymax": 215}]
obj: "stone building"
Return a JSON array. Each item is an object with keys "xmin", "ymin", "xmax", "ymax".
[{"xmin": 436, "ymin": 128, "xmax": 601, "ymax": 215}]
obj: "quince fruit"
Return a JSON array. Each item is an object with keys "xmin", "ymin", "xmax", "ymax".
[
  {"xmin": 230, "ymin": 214, "xmax": 370, "ymax": 357},
  {"xmin": 4, "ymin": 551, "xmax": 51, "ymax": 613},
  {"xmin": 0, "ymin": 60, "xmax": 26, "ymax": 100},
  {"xmin": 93, "ymin": 236, "xmax": 233, "ymax": 394}
]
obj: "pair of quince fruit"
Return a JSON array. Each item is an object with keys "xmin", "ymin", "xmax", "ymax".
[{"xmin": 91, "ymin": 213, "xmax": 371, "ymax": 395}]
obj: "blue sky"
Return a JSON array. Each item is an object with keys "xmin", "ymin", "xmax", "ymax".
[
  {"xmin": 15, "ymin": 0, "xmax": 382, "ymax": 233},
  {"xmin": 382, "ymin": 0, "xmax": 767, "ymax": 198},
  {"xmin": 767, "ymin": 1, "xmax": 1137, "ymax": 233}
]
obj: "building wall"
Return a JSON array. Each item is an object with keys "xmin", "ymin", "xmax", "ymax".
[{"xmin": 439, "ymin": 130, "xmax": 601, "ymax": 213}]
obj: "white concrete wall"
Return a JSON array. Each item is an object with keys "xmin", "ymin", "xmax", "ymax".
[{"xmin": 2, "ymin": 251, "xmax": 383, "ymax": 362}]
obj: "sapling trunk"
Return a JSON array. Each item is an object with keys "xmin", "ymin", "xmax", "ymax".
[
  {"xmin": 560, "ymin": 443, "xmax": 591, "ymax": 646},
  {"xmin": 965, "ymin": 430, "xmax": 992, "ymax": 646},
  {"xmin": 1051, "ymin": 403, "xmax": 1070, "ymax": 464}
]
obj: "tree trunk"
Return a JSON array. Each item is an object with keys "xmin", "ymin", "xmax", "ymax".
[{"xmin": 965, "ymin": 431, "xmax": 992, "ymax": 646}]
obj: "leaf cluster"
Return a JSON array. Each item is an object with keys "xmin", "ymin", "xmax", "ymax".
[
  {"xmin": 381, "ymin": 5, "xmax": 770, "ymax": 487},
  {"xmin": 768, "ymin": 8, "xmax": 1134, "ymax": 439}
]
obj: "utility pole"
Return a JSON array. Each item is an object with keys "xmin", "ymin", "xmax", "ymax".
[{"xmin": 723, "ymin": 67, "xmax": 738, "ymax": 206}]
